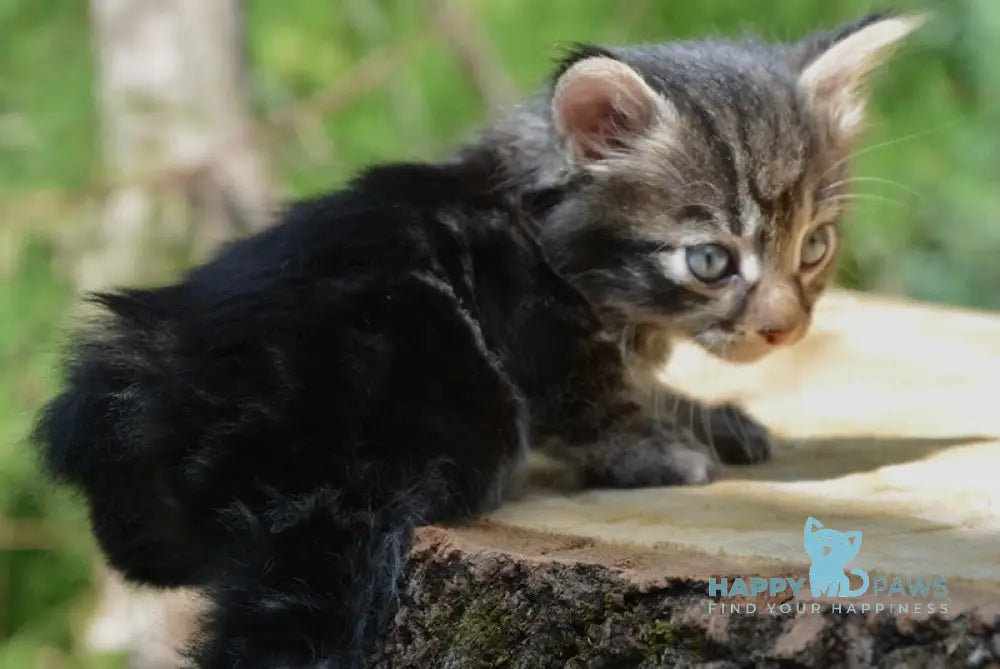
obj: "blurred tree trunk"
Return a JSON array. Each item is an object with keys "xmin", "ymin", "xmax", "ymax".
[{"xmin": 79, "ymin": 0, "xmax": 273, "ymax": 291}]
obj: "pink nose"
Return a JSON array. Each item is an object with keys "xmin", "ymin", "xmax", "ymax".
[{"xmin": 758, "ymin": 327, "xmax": 793, "ymax": 346}]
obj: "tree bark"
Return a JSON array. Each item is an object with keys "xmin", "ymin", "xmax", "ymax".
[
  {"xmin": 80, "ymin": 0, "xmax": 273, "ymax": 290},
  {"xmin": 370, "ymin": 525, "xmax": 1000, "ymax": 669},
  {"xmin": 81, "ymin": 523, "xmax": 1000, "ymax": 669}
]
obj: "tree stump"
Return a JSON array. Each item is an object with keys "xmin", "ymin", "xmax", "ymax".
[
  {"xmin": 372, "ymin": 290, "xmax": 1000, "ymax": 667},
  {"xmin": 372, "ymin": 523, "xmax": 998, "ymax": 668}
]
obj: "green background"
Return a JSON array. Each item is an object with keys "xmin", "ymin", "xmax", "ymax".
[{"xmin": 1, "ymin": 0, "xmax": 997, "ymax": 665}]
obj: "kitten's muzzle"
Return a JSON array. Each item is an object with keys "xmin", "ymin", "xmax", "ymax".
[
  {"xmin": 743, "ymin": 282, "xmax": 809, "ymax": 348},
  {"xmin": 708, "ymin": 282, "xmax": 810, "ymax": 362}
]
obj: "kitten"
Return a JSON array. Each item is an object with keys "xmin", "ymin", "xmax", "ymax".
[
  {"xmin": 462, "ymin": 11, "xmax": 924, "ymax": 477},
  {"xmin": 32, "ymin": 12, "xmax": 921, "ymax": 668}
]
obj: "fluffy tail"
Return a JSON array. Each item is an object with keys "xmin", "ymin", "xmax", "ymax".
[
  {"xmin": 191, "ymin": 489, "xmax": 414, "ymax": 669},
  {"xmin": 32, "ymin": 291, "xmax": 222, "ymax": 586}
]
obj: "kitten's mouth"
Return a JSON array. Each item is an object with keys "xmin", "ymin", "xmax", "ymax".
[{"xmin": 693, "ymin": 323, "xmax": 808, "ymax": 364}]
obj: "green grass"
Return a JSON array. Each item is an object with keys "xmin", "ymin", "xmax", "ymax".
[
  {"xmin": 0, "ymin": 238, "xmax": 110, "ymax": 667},
  {"xmin": 1, "ymin": 0, "xmax": 999, "ymax": 663}
]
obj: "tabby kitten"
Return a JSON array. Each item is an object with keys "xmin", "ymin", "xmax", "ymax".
[
  {"xmin": 32, "ymin": 12, "xmax": 921, "ymax": 669},
  {"xmin": 464, "ymin": 11, "xmax": 924, "ymax": 482}
]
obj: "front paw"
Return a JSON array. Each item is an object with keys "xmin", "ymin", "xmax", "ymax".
[
  {"xmin": 703, "ymin": 403, "xmax": 772, "ymax": 465},
  {"xmin": 583, "ymin": 425, "xmax": 721, "ymax": 488}
]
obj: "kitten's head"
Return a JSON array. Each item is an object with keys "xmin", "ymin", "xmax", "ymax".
[{"xmin": 541, "ymin": 13, "xmax": 923, "ymax": 362}]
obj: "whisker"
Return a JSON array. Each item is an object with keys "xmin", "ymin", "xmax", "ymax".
[
  {"xmin": 818, "ymin": 123, "xmax": 959, "ymax": 182},
  {"xmin": 821, "ymin": 177, "xmax": 926, "ymax": 202},
  {"xmin": 698, "ymin": 402, "xmax": 714, "ymax": 453},
  {"xmin": 687, "ymin": 397, "xmax": 697, "ymax": 446},
  {"xmin": 822, "ymin": 193, "xmax": 908, "ymax": 208},
  {"xmin": 729, "ymin": 405, "xmax": 752, "ymax": 453}
]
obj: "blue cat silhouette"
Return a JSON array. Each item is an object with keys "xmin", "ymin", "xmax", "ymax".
[{"xmin": 804, "ymin": 517, "xmax": 869, "ymax": 598}]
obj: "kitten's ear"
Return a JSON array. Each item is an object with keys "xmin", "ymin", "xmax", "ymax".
[
  {"xmin": 552, "ymin": 55, "xmax": 669, "ymax": 163},
  {"xmin": 797, "ymin": 12, "xmax": 926, "ymax": 137}
]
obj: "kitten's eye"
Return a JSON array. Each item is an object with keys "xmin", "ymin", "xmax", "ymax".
[
  {"xmin": 801, "ymin": 225, "xmax": 833, "ymax": 268},
  {"xmin": 686, "ymin": 244, "xmax": 734, "ymax": 283}
]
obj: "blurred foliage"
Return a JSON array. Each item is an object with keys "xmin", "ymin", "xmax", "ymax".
[{"xmin": 0, "ymin": 0, "xmax": 998, "ymax": 665}]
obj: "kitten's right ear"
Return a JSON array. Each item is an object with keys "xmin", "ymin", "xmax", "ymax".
[
  {"xmin": 552, "ymin": 56, "xmax": 669, "ymax": 163},
  {"xmin": 805, "ymin": 517, "xmax": 823, "ymax": 533},
  {"xmin": 796, "ymin": 12, "xmax": 926, "ymax": 138}
]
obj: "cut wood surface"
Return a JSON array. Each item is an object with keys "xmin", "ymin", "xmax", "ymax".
[{"xmin": 492, "ymin": 289, "xmax": 1000, "ymax": 586}]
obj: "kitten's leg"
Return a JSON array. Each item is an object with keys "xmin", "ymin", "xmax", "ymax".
[
  {"xmin": 192, "ymin": 489, "xmax": 414, "ymax": 669},
  {"xmin": 538, "ymin": 417, "xmax": 720, "ymax": 488},
  {"xmin": 622, "ymin": 332, "xmax": 772, "ymax": 466},
  {"xmin": 538, "ymin": 398, "xmax": 768, "ymax": 488},
  {"xmin": 656, "ymin": 393, "xmax": 773, "ymax": 465},
  {"xmin": 532, "ymin": 362, "xmax": 766, "ymax": 489}
]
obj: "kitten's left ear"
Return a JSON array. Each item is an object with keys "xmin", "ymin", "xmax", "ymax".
[
  {"xmin": 552, "ymin": 54, "xmax": 672, "ymax": 163},
  {"xmin": 797, "ymin": 12, "xmax": 927, "ymax": 137}
]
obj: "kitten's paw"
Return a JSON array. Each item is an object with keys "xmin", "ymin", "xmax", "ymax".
[
  {"xmin": 583, "ymin": 427, "xmax": 721, "ymax": 488},
  {"xmin": 704, "ymin": 403, "xmax": 772, "ymax": 465}
]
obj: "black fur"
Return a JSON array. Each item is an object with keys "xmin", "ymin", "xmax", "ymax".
[
  {"xmin": 551, "ymin": 43, "xmax": 619, "ymax": 80},
  {"xmin": 34, "ymin": 158, "xmax": 625, "ymax": 667}
]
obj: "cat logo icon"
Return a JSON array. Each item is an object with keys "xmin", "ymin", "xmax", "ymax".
[{"xmin": 804, "ymin": 517, "xmax": 870, "ymax": 598}]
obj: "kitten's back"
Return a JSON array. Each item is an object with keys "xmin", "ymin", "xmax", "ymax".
[{"xmin": 31, "ymin": 159, "xmax": 543, "ymax": 665}]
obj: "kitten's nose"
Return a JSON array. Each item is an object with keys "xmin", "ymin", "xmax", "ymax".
[{"xmin": 757, "ymin": 326, "xmax": 793, "ymax": 346}]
